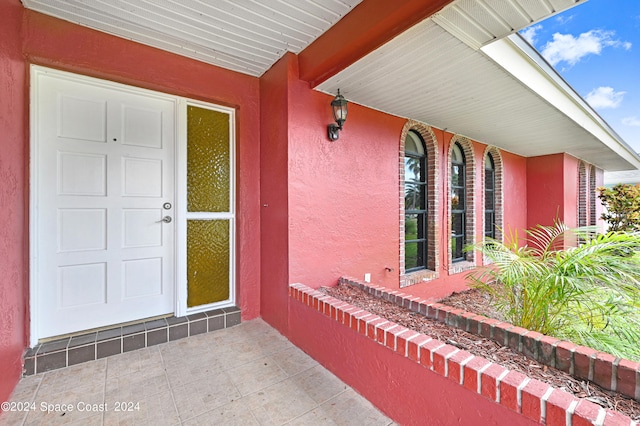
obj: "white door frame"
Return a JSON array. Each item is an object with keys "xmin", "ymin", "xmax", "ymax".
[
  {"xmin": 30, "ymin": 66, "xmax": 237, "ymax": 346},
  {"xmin": 175, "ymin": 99, "xmax": 236, "ymax": 317}
]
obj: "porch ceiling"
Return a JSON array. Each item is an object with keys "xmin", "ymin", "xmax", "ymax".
[
  {"xmin": 316, "ymin": 1, "xmax": 640, "ymax": 172},
  {"xmin": 22, "ymin": 0, "xmax": 640, "ymax": 171},
  {"xmin": 21, "ymin": 0, "xmax": 363, "ymax": 77},
  {"xmin": 316, "ymin": 18, "xmax": 640, "ymax": 170}
]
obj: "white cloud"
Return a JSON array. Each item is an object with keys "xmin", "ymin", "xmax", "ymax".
[
  {"xmin": 541, "ymin": 30, "xmax": 630, "ymax": 67},
  {"xmin": 622, "ymin": 116, "xmax": 640, "ymax": 127},
  {"xmin": 585, "ymin": 87, "xmax": 625, "ymax": 109},
  {"xmin": 520, "ymin": 25, "xmax": 542, "ymax": 45},
  {"xmin": 555, "ymin": 14, "xmax": 574, "ymax": 25}
]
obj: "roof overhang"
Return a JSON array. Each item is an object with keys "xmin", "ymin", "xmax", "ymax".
[
  {"xmin": 21, "ymin": 0, "xmax": 640, "ymax": 171},
  {"xmin": 315, "ymin": 0, "xmax": 640, "ymax": 171}
]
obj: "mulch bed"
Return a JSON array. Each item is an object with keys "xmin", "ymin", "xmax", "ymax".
[{"xmin": 321, "ymin": 283, "xmax": 640, "ymax": 421}]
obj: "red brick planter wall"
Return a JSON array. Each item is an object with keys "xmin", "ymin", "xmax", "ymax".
[
  {"xmin": 339, "ymin": 277, "xmax": 640, "ymax": 404},
  {"xmin": 289, "ymin": 282, "xmax": 637, "ymax": 425}
]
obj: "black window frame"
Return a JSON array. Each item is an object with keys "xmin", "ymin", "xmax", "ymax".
[
  {"xmin": 589, "ymin": 165, "xmax": 597, "ymax": 226},
  {"xmin": 484, "ymin": 152, "xmax": 496, "ymax": 240},
  {"xmin": 451, "ymin": 142, "xmax": 466, "ymax": 263},
  {"xmin": 404, "ymin": 130, "xmax": 428, "ymax": 272}
]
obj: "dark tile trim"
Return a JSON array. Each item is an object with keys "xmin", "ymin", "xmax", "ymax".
[
  {"xmin": 24, "ymin": 306, "xmax": 241, "ymax": 375},
  {"xmin": 68, "ymin": 333, "xmax": 97, "ymax": 348},
  {"xmin": 121, "ymin": 323, "xmax": 145, "ymax": 336}
]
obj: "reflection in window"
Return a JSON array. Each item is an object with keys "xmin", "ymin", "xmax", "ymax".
[
  {"xmin": 404, "ymin": 131, "xmax": 427, "ymax": 271},
  {"xmin": 485, "ymin": 152, "xmax": 495, "ymax": 239},
  {"xmin": 451, "ymin": 143, "xmax": 466, "ymax": 262}
]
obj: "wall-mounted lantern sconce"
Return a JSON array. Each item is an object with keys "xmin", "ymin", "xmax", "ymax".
[{"xmin": 327, "ymin": 89, "xmax": 348, "ymax": 141}]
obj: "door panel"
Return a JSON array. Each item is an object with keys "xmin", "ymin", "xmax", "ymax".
[{"xmin": 34, "ymin": 70, "xmax": 176, "ymax": 339}]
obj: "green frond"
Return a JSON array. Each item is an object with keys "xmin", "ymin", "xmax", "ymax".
[{"xmin": 467, "ymin": 221, "xmax": 640, "ymax": 361}]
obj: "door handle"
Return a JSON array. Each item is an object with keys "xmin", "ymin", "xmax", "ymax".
[{"xmin": 157, "ymin": 216, "xmax": 172, "ymax": 223}]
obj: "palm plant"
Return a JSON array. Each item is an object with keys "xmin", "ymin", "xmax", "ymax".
[{"xmin": 467, "ymin": 222, "xmax": 640, "ymax": 361}]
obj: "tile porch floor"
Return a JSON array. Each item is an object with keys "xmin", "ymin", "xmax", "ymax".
[{"xmin": 2, "ymin": 319, "xmax": 393, "ymax": 426}]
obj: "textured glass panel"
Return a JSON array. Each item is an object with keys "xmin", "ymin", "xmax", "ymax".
[
  {"xmin": 187, "ymin": 220, "xmax": 230, "ymax": 307},
  {"xmin": 187, "ymin": 106, "xmax": 230, "ymax": 212}
]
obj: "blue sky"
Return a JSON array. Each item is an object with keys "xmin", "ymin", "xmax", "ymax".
[{"xmin": 519, "ymin": 0, "xmax": 640, "ymax": 153}]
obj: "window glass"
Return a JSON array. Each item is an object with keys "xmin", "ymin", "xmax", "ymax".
[
  {"xmin": 405, "ymin": 131, "xmax": 425, "ymax": 155},
  {"xmin": 451, "ymin": 235, "xmax": 464, "ymax": 261},
  {"xmin": 404, "ymin": 157, "xmax": 423, "ymax": 183},
  {"xmin": 485, "ymin": 213, "xmax": 494, "ymax": 237},
  {"xmin": 484, "ymin": 152, "xmax": 496, "ymax": 239},
  {"xmin": 404, "ymin": 130, "xmax": 428, "ymax": 272},
  {"xmin": 451, "ymin": 142, "xmax": 466, "ymax": 263},
  {"xmin": 589, "ymin": 166, "xmax": 597, "ymax": 226},
  {"xmin": 451, "ymin": 143, "xmax": 464, "ymax": 163},
  {"xmin": 405, "ymin": 183, "xmax": 423, "ymax": 210},
  {"xmin": 452, "ymin": 188, "xmax": 465, "ymax": 210}
]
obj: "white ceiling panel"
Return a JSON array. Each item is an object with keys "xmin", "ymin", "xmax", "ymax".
[
  {"xmin": 317, "ymin": 19, "xmax": 640, "ymax": 171},
  {"xmin": 22, "ymin": 0, "xmax": 362, "ymax": 76},
  {"xmin": 432, "ymin": 0, "xmax": 584, "ymax": 49}
]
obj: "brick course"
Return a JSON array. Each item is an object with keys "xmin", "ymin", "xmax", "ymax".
[
  {"xmin": 337, "ymin": 277, "xmax": 640, "ymax": 405},
  {"xmin": 290, "ymin": 281, "xmax": 638, "ymax": 425}
]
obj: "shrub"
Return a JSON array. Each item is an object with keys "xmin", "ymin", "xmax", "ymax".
[
  {"xmin": 468, "ymin": 222, "xmax": 640, "ymax": 361},
  {"xmin": 598, "ymin": 183, "xmax": 640, "ymax": 232}
]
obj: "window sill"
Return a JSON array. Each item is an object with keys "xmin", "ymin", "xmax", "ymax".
[
  {"xmin": 401, "ymin": 269, "xmax": 439, "ymax": 288},
  {"xmin": 448, "ymin": 260, "xmax": 475, "ymax": 275}
]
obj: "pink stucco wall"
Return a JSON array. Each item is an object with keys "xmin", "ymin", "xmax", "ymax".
[
  {"xmin": 527, "ymin": 153, "xmax": 571, "ymax": 229},
  {"xmin": 501, "ymin": 150, "xmax": 529, "ymax": 235},
  {"xmin": 526, "ymin": 153, "xmax": 593, "ymax": 232},
  {"xmin": 0, "ymin": 0, "xmax": 28, "ymax": 406},
  {"xmin": 288, "ymin": 71, "xmax": 407, "ymax": 291},
  {"xmin": 280, "ymin": 58, "xmax": 530, "ymax": 301},
  {"xmin": 259, "ymin": 53, "xmax": 295, "ymax": 334}
]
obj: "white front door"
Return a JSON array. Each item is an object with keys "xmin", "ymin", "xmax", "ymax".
[{"xmin": 32, "ymin": 67, "xmax": 176, "ymax": 339}]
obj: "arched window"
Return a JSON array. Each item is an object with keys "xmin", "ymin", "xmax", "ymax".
[
  {"xmin": 451, "ymin": 142, "xmax": 466, "ymax": 262},
  {"xmin": 399, "ymin": 121, "xmax": 439, "ymax": 286},
  {"xmin": 484, "ymin": 152, "xmax": 496, "ymax": 239},
  {"xmin": 589, "ymin": 165, "xmax": 597, "ymax": 226},
  {"xmin": 578, "ymin": 162, "xmax": 587, "ymax": 228},
  {"xmin": 483, "ymin": 147, "xmax": 503, "ymax": 244},
  {"xmin": 404, "ymin": 130, "xmax": 427, "ymax": 271}
]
